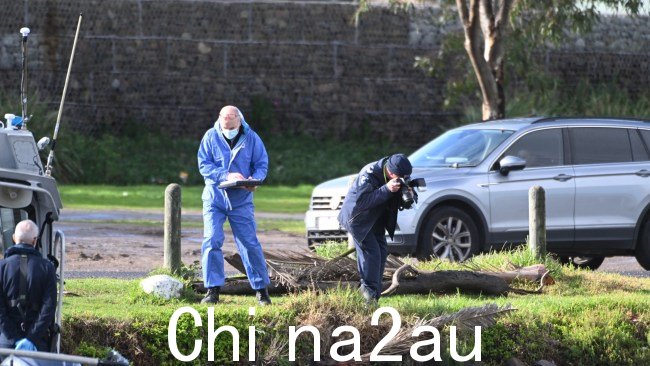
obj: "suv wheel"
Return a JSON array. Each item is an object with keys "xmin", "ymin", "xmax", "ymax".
[
  {"xmin": 559, "ymin": 256, "xmax": 605, "ymax": 270},
  {"xmin": 416, "ymin": 206, "xmax": 480, "ymax": 262},
  {"xmin": 635, "ymin": 220, "xmax": 650, "ymax": 270}
]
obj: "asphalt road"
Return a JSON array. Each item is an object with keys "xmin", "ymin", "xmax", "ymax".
[{"xmin": 597, "ymin": 256, "xmax": 649, "ymax": 278}]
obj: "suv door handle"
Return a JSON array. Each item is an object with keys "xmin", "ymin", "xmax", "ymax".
[
  {"xmin": 553, "ymin": 174, "xmax": 573, "ymax": 182},
  {"xmin": 635, "ymin": 169, "xmax": 650, "ymax": 177}
]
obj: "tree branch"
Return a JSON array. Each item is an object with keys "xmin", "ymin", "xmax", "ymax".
[
  {"xmin": 381, "ymin": 264, "xmax": 419, "ymax": 296},
  {"xmin": 456, "ymin": 0, "xmax": 470, "ymax": 25},
  {"xmin": 479, "ymin": 0, "xmax": 496, "ymax": 45},
  {"xmin": 483, "ymin": 0, "xmax": 514, "ymax": 66},
  {"xmin": 495, "ymin": 0, "xmax": 514, "ymax": 30}
]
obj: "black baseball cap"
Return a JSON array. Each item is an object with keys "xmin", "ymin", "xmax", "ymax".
[{"xmin": 386, "ymin": 154, "xmax": 412, "ymax": 177}]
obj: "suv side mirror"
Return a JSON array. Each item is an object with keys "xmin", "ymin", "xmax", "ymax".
[{"xmin": 498, "ymin": 155, "xmax": 526, "ymax": 176}]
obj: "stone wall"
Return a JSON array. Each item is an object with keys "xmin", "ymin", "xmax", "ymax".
[
  {"xmin": 0, "ymin": 1, "xmax": 648, "ymax": 144},
  {"xmin": 543, "ymin": 16, "xmax": 650, "ymax": 93},
  {"xmin": 0, "ymin": 0, "xmax": 451, "ymax": 144}
]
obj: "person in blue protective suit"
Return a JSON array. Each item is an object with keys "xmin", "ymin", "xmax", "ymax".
[
  {"xmin": 338, "ymin": 154, "xmax": 413, "ymax": 304},
  {"xmin": 0, "ymin": 220, "xmax": 57, "ymax": 351},
  {"xmin": 197, "ymin": 105, "xmax": 272, "ymax": 305}
]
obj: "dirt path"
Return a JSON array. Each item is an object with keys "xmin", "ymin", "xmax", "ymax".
[{"xmin": 59, "ymin": 210, "xmax": 307, "ymax": 278}]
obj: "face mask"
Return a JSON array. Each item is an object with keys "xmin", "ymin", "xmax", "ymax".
[{"xmin": 223, "ymin": 128, "xmax": 239, "ymax": 140}]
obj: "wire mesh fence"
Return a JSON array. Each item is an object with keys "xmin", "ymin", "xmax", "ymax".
[{"xmin": 0, "ymin": 1, "xmax": 647, "ymax": 145}]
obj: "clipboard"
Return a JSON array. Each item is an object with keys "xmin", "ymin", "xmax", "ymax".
[{"xmin": 217, "ymin": 179, "xmax": 264, "ymax": 189}]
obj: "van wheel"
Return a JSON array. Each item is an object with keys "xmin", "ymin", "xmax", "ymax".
[
  {"xmin": 416, "ymin": 206, "xmax": 480, "ymax": 262},
  {"xmin": 635, "ymin": 220, "xmax": 650, "ymax": 270},
  {"xmin": 559, "ymin": 256, "xmax": 605, "ymax": 270},
  {"xmin": 307, "ymin": 239, "xmax": 316, "ymax": 251}
]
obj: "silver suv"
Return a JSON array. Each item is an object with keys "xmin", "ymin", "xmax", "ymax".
[{"xmin": 305, "ymin": 117, "xmax": 650, "ymax": 270}]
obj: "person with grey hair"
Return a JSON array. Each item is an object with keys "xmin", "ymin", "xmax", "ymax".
[
  {"xmin": 197, "ymin": 105, "xmax": 272, "ymax": 305},
  {"xmin": 11, "ymin": 221, "xmax": 38, "ymax": 245},
  {"xmin": 0, "ymin": 220, "xmax": 57, "ymax": 351}
]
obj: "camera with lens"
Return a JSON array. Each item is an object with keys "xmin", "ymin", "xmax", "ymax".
[{"xmin": 396, "ymin": 177, "xmax": 426, "ymax": 210}]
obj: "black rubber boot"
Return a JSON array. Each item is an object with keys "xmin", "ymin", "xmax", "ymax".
[
  {"xmin": 201, "ymin": 286, "xmax": 220, "ymax": 304},
  {"xmin": 256, "ymin": 288, "xmax": 272, "ymax": 306}
]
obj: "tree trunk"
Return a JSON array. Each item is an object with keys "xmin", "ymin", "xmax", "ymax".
[
  {"xmin": 457, "ymin": 0, "xmax": 500, "ymax": 121},
  {"xmin": 458, "ymin": 0, "xmax": 513, "ymax": 120},
  {"xmin": 381, "ymin": 264, "xmax": 510, "ymax": 296},
  {"xmin": 385, "ymin": 270, "xmax": 510, "ymax": 296},
  {"xmin": 495, "ymin": 60, "xmax": 505, "ymax": 118}
]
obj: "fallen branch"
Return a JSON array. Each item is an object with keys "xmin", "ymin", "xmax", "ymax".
[
  {"xmin": 381, "ymin": 264, "xmax": 510, "ymax": 296},
  {"xmin": 208, "ymin": 251, "xmax": 553, "ymax": 297},
  {"xmin": 381, "ymin": 264, "xmax": 419, "ymax": 296},
  {"xmin": 479, "ymin": 264, "xmax": 555, "ymax": 285},
  {"xmin": 319, "ymin": 303, "xmax": 516, "ymax": 365},
  {"xmin": 358, "ymin": 303, "xmax": 516, "ymax": 362}
]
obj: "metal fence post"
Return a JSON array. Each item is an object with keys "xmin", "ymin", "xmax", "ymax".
[
  {"xmin": 164, "ymin": 183, "xmax": 181, "ymax": 273},
  {"xmin": 528, "ymin": 185, "xmax": 547, "ymax": 260}
]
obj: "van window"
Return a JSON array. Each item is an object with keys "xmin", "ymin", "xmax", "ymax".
[
  {"xmin": 0, "ymin": 207, "xmax": 29, "ymax": 254},
  {"xmin": 571, "ymin": 127, "xmax": 632, "ymax": 164},
  {"xmin": 629, "ymin": 129, "xmax": 649, "ymax": 161},
  {"xmin": 502, "ymin": 128, "xmax": 563, "ymax": 168}
]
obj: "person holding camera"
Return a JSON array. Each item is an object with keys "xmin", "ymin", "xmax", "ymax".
[
  {"xmin": 0, "ymin": 220, "xmax": 57, "ymax": 351},
  {"xmin": 338, "ymin": 154, "xmax": 413, "ymax": 304},
  {"xmin": 197, "ymin": 105, "xmax": 272, "ymax": 306}
]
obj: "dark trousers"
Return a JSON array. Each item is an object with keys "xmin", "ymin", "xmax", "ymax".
[
  {"xmin": 0, "ymin": 334, "xmax": 48, "ymax": 351},
  {"xmin": 354, "ymin": 224, "xmax": 388, "ymax": 299}
]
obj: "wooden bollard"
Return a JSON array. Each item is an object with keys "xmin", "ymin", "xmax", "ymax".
[
  {"xmin": 164, "ymin": 183, "xmax": 181, "ymax": 273},
  {"xmin": 528, "ymin": 185, "xmax": 547, "ymax": 259}
]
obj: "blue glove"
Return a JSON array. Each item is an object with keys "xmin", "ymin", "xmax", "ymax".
[{"xmin": 15, "ymin": 338, "xmax": 36, "ymax": 351}]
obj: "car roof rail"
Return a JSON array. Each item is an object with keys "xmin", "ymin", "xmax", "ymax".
[{"xmin": 531, "ymin": 116, "xmax": 650, "ymax": 124}]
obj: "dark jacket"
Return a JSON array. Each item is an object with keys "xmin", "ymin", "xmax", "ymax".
[
  {"xmin": 0, "ymin": 243, "xmax": 57, "ymax": 350},
  {"xmin": 338, "ymin": 157, "xmax": 400, "ymax": 243}
]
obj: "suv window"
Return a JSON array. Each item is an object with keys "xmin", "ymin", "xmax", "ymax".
[
  {"xmin": 502, "ymin": 128, "xmax": 563, "ymax": 168},
  {"xmin": 410, "ymin": 129, "xmax": 514, "ymax": 167},
  {"xmin": 639, "ymin": 130, "xmax": 650, "ymax": 158},
  {"xmin": 629, "ymin": 129, "xmax": 649, "ymax": 161},
  {"xmin": 571, "ymin": 127, "xmax": 632, "ymax": 164}
]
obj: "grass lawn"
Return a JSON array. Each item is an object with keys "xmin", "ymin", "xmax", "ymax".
[
  {"xmin": 59, "ymin": 185, "xmax": 313, "ymax": 214},
  {"xmin": 60, "ymin": 248, "xmax": 650, "ymax": 365},
  {"xmin": 65, "ymin": 218, "xmax": 305, "ymax": 235}
]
